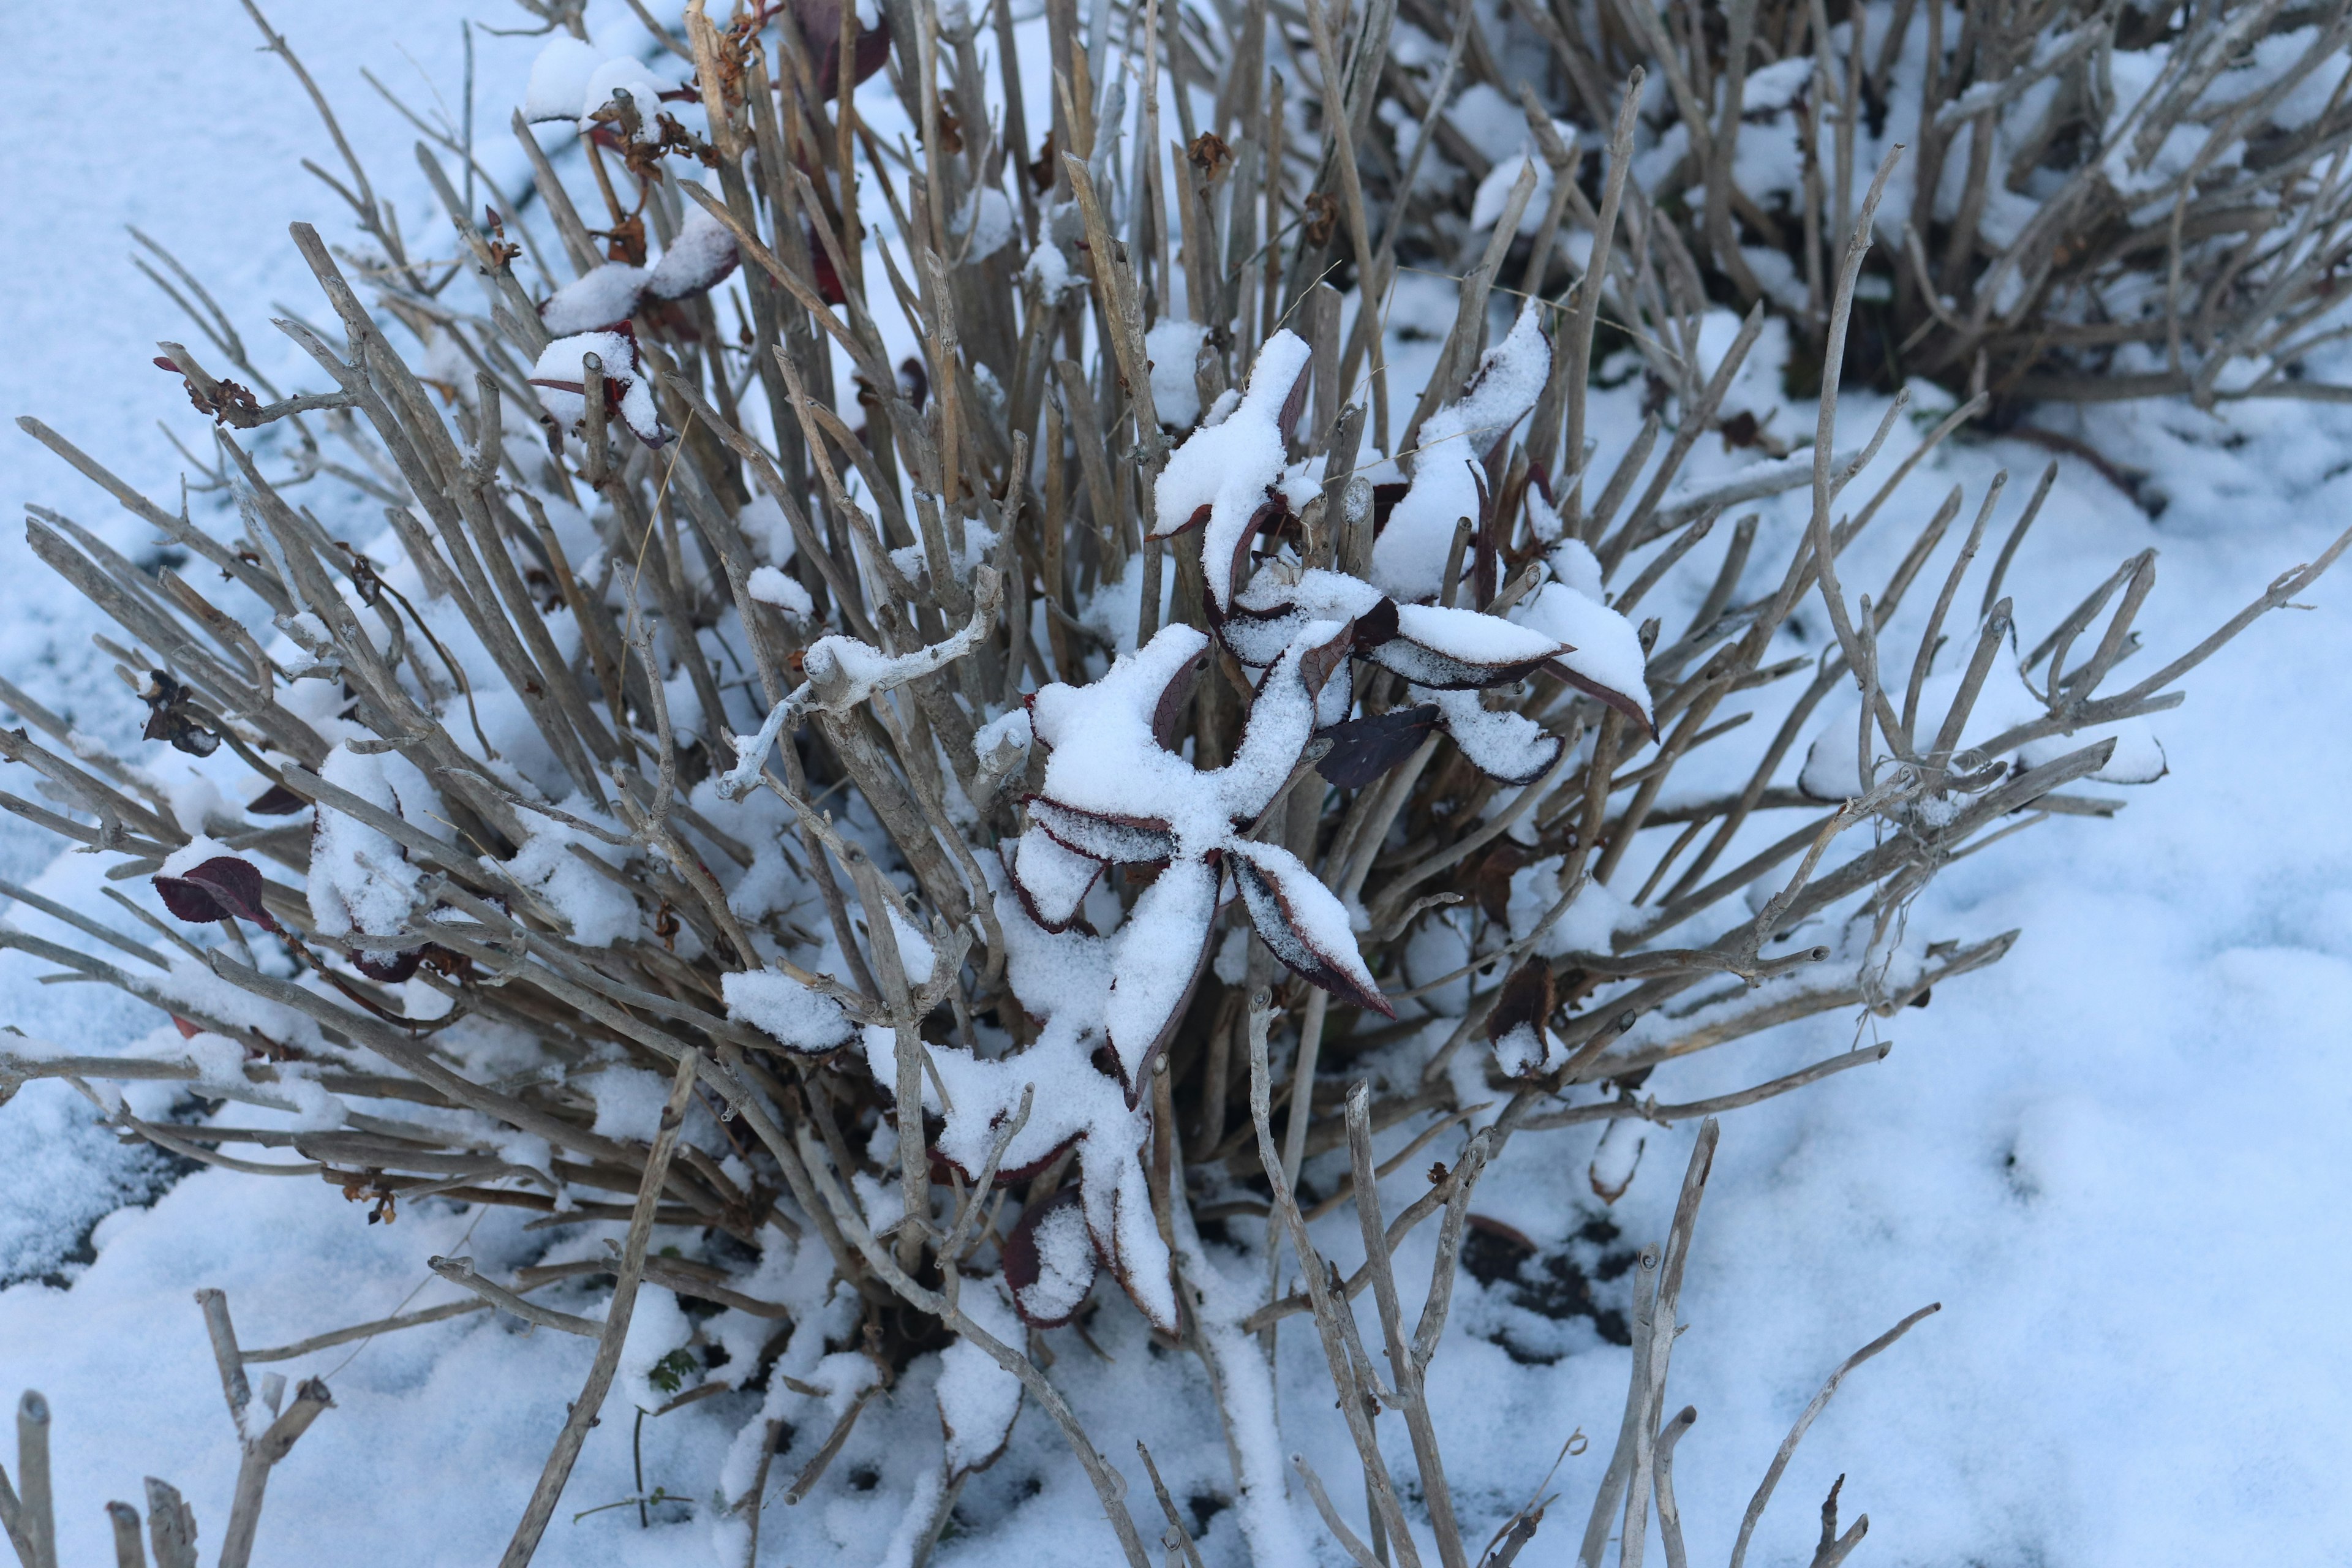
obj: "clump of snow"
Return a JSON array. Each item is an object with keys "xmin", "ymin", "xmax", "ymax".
[
  {"xmin": 306, "ymin": 743, "xmax": 428, "ymax": 941},
  {"xmin": 1509, "ymin": 855, "xmax": 1637, "ymax": 957},
  {"xmin": 495, "ymin": 803, "xmax": 640, "ymax": 946},
  {"xmin": 1145, "ymin": 318, "xmax": 1208, "ymax": 430},
  {"xmin": 1022, "ymin": 237, "xmax": 1076, "ymax": 303},
  {"xmin": 530, "ymin": 330, "xmax": 665, "ymax": 445},
  {"xmin": 951, "ymin": 186, "xmax": 1016, "ymax": 265},
  {"xmin": 587, "ymin": 1064, "xmax": 674, "ymax": 1142},
  {"xmin": 747, "ymin": 565, "xmax": 814, "ymax": 618},
  {"xmin": 519, "ymin": 39, "xmax": 678, "ymax": 142},
  {"xmin": 538, "ymin": 263, "xmax": 648, "ymax": 334},
  {"xmin": 576, "ymin": 56, "xmax": 673, "ymax": 140},
  {"xmin": 521, "ymin": 36, "xmax": 601, "ymax": 123},
  {"xmin": 643, "ymin": 199, "xmax": 739, "ymax": 300},
  {"xmin": 723, "ymin": 968, "xmax": 852, "ymax": 1053},
  {"xmin": 539, "ymin": 204, "xmax": 734, "ymax": 333}
]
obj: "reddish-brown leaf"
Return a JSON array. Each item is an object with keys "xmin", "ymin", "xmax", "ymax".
[
  {"xmin": 154, "ymin": 856, "xmax": 278, "ymax": 932},
  {"xmin": 1314, "ymin": 704, "xmax": 1439, "ymax": 788},
  {"xmin": 245, "ymin": 783, "xmax": 310, "ymax": 816}
]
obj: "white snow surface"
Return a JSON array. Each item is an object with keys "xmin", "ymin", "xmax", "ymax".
[{"xmin": 6, "ymin": 9, "xmax": 2352, "ymax": 1568}]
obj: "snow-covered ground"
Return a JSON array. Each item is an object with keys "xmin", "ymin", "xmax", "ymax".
[{"xmin": 4, "ymin": 4, "xmax": 2350, "ymax": 1566}]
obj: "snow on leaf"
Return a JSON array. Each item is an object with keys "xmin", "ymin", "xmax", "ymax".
[
  {"xmin": 1002, "ymin": 829, "xmax": 1105, "ymax": 933},
  {"xmin": 643, "ymin": 200, "xmax": 740, "ymax": 300},
  {"xmin": 539, "ymin": 263, "xmax": 649, "ymax": 335},
  {"xmin": 307, "ymin": 743, "xmax": 426, "ymax": 942},
  {"xmin": 2017, "ymin": 717, "xmax": 2168, "ymax": 783},
  {"xmin": 521, "ymin": 36, "xmax": 602, "ymax": 123},
  {"xmin": 1589, "ymin": 1118, "xmax": 1645, "ymax": 1203},
  {"xmin": 937, "ymin": 1280, "xmax": 1024, "ymax": 1477},
  {"xmin": 1227, "ymin": 841, "xmax": 1391, "ymax": 1016},
  {"xmin": 1424, "ymin": 687, "xmax": 1563, "ymax": 785},
  {"xmin": 529, "ymin": 329, "xmax": 668, "ymax": 447},
  {"xmin": 1510, "ymin": 579, "xmax": 1654, "ymax": 731},
  {"xmin": 1024, "ymin": 797, "xmax": 1178, "ymax": 866},
  {"xmin": 1023, "ymin": 625, "xmax": 1393, "ymax": 1075},
  {"xmin": 853, "ymin": 874, "xmax": 1181, "ymax": 1333},
  {"xmin": 1151, "ymin": 331, "xmax": 1313, "ymax": 612},
  {"xmin": 745, "ymin": 565, "xmax": 815, "ymax": 618},
  {"xmin": 1003, "ymin": 1186, "xmax": 1096, "ymax": 1327},
  {"xmin": 1103, "ymin": 855, "xmax": 1222, "ymax": 1093},
  {"xmin": 1485, "ymin": 959, "xmax": 1556, "ymax": 1077},
  {"xmin": 1223, "ymin": 567, "xmax": 1389, "ymax": 667},
  {"xmin": 1370, "ymin": 305, "xmax": 1551, "ymax": 601},
  {"xmin": 1364, "ymin": 602, "xmax": 1568, "ymax": 690}
]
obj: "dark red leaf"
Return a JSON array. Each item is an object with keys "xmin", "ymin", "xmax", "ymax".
[
  {"xmin": 1485, "ymin": 959, "xmax": 1555, "ymax": 1049},
  {"xmin": 245, "ymin": 783, "xmax": 310, "ymax": 816},
  {"xmin": 809, "ymin": 225, "xmax": 848, "ymax": 304},
  {"xmin": 793, "ymin": 0, "xmax": 892, "ymax": 99},
  {"xmin": 1297, "ymin": 617, "xmax": 1355, "ymax": 703},
  {"xmin": 1002, "ymin": 1186, "xmax": 1099, "ymax": 1329},
  {"xmin": 1276, "ymin": 353, "xmax": 1313, "ymax": 445},
  {"xmin": 1157, "ymin": 502, "xmax": 1213, "ymax": 538},
  {"xmin": 350, "ymin": 948, "xmax": 423, "ymax": 984},
  {"xmin": 1314, "ymin": 704, "xmax": 1440, "ymax": 788},
  {"xmin": 1471, "ymin": 842, "xmax": 1529, "ymax": 923},
  {"xmin": 154, "ymin": 856, "xmax": 278, "ymax": 932},
  {"xmin": 1348, "ymin": 595, "xmax": 1400, "ymax": 652},
  {"xmin": 1151, "ymin": 647, "xmax": 1205, "ymax": 753}
]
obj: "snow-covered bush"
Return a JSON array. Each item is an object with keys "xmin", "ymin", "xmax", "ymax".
[
  {"xmin": 1414, "ymin": 0, "xmax": 2352, "ymax": 411},
  {"xmin": 3, "ymin": 1, "xmax": 2346, "ymax": 1564}
]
